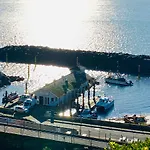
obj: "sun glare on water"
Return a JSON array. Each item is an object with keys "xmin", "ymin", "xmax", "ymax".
[{"xmin": 21, "ymin": 0, "xmax": 98, "ymax": 48}]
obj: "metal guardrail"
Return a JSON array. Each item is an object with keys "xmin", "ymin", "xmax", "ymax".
[
  {"xmin": 0, "ymin": 116, "xmax": 109, "ymax": 149},
  {"xmin": 0, "ymin": 116, "xmax": 78, "ymax": 135},
  {"xmin": 0, "ymin": 116, "xmax": 148, "ymax": 148}
]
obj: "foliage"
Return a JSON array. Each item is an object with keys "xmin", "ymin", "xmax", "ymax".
[{"xmin": 106, "ymin": 138, "xmax": 150, "ymax": 150}]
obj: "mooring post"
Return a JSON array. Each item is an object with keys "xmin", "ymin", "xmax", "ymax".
[
  {"xmin": 88, "ymin": 88, "xmax": 91, "ymax": 109},
  {"xmin": 25, "ymin": 82, "xmax": 28, "ymax": 94},
  {"xmin": 70, "ymin": 101, "xmax": 72, "ymax": 117},
  {"xmin": 138, "ymin": 64, "xmax": 141, "ymax": 79},
  {"xmin": 70, "ymin": 93, "xmax": 73, "ymax": 117},
  {"xmin": 82, "ymin": 89, "xmax": 85, "ymax": 110},
  {"xmin": 93, "ymin": 84, "xmax": 96, "ymax": 104},
  {"xmin": 62, "ymin": 100, "xmax": 64, "ymax": 116},
  {"xmin": 77, "ymin": 97, "xmax": 79, "ymax": 115}
]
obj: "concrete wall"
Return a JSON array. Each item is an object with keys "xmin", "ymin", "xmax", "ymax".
[
  {"xmin": 56, "ymin": 116, "xmax": 150, "ymax": 132},
  {"xmin": 0, "ymin": 107, "xmax": 14, "ymax": 114}
]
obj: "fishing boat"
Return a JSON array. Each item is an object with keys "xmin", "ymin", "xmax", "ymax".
[
  {"xmin": 2, "ymin": 91, "xmax": 19, "ymax": 103},
  {"xmin": 7, "ymin": 92, "xmax": 19, "ymax": 101},
  {"xmin": 105, "ymin": 74, "xmax": 133, "ymax": 86},
  {"xmin": 96, "ymin": 95, "xmax": 114, "ymax": 112},
  {"xmin": 124, "ymin": 114, "xmax": 147, "ymax": 124}
]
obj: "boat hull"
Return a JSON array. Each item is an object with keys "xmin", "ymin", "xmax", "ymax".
[
  {"xmin": 96, "ymin": 102, "xmax": 114, "ymax": 112},
  {"xmin": 105, "ymin": 78, "xmax": 133, "ymax": 86},
  {"xmin": 96, "ymin": 96, "xmax": 114, "ymax": 112}
]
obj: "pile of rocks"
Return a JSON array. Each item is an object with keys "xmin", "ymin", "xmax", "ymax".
[{"xmin": 0, "ymin": 71, "xmax": 24, "ymax": 88}]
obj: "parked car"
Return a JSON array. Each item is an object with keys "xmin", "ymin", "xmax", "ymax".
[
  {"xmin": 14, "ymin": 98, "xmax": 37, "ymax": 113},
  {"xmin": 23, "ymin": 98, "xmax": 37, "ymax": 110},
  {"xmin": 14, "ymin": 105, "xmax": 29, "ymax": 113},
  {"xmin": 19, "ymin": 94, "xmax": 31, "ymax": 102}
]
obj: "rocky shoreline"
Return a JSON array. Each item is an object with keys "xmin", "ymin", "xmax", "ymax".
[
  {"xmin": 0, "ymin": 71, "xmax": 24, "ymax": 88},
  {"xmin": 0, "ymin": 45, "xmax": 150, "ymax": 76}
]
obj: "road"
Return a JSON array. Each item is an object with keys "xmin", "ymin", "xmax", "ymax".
[
  {"xmin": 0, "ymin": 123, "xmax": 108, "ymax": 149},
  {"xmin": 0, "ymin": 116, "xmax": 150, "ymax": 149},
  {"xmin": 43, "ymin": 119, "xmax": 150, "ymax": 142}
]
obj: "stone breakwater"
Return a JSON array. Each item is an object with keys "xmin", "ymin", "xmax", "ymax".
[
  {"xmin": 0, "ymin": 71, "xmax": 24, "ymax": 88},
  {"xmin": 1, "ymin": 45, "xmax": 150, "ymax": 76}
]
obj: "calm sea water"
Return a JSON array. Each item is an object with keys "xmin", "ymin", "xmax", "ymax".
[{"xmin": 0, "ymin": 0, "xmax": 150, "ymax": 119}]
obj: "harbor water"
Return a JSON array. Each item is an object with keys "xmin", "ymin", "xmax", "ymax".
[{"xmin": 0, "ymin": 0, "xmax": 150, "ymax": 119}]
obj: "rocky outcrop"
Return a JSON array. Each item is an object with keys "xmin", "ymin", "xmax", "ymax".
[
  {"xmin": 0, "ymin": 72, "xmax": 24, "ymax": 88},
  {"xmin": 0, "ymin": 72, "xmax": 11, "ymax": 87}
]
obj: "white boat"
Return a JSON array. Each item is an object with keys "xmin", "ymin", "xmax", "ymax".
[
  {"xmin": 105, "ymin": 74, "xmax": 133, "ymax": 86},
  {"xmin": 96, "ymin": 96, "xmax": 114, "ymax": 112}
]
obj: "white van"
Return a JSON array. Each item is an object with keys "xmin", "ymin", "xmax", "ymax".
[
  {"xmin": 23, "ymin": 98, "xmax": 37, "ymax": 109},
  {"xmin": 14, "ymin": 98, "xmax": 37, "ymax": 113}
]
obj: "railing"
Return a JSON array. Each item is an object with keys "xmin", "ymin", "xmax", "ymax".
[
  {"xmin": 0, "ymin": 116, "xmax": 149, "ymax": 148},
  {"xmin": 0, "ymin": 116, "xmax": 109, "ymax": 148},
  {"xmin": 0, "ymin": 116, "xmax": 78, "ymax": 135}
]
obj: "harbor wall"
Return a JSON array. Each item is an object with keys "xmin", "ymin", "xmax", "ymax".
[
  {"xmin": 0, "ymin": 107, "xmax": 14, "ymax": 114},
  {"xmin": 0, "ymin": 45, "xmax": 150, "ymax": 76}
]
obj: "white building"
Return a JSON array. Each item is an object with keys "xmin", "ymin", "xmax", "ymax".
[{"xmin": 33, "ymin": 67, "xmax": 94, "ymax": 107}]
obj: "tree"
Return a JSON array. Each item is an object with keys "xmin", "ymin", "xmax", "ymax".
[{"xmin": 106, "ymin": 138, "xmax": 150, "ymax": 150}]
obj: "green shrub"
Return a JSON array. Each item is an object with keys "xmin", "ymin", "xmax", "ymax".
[{"xmin": 106, "ymin": 138, "xmax": 150, "ymax": 150}]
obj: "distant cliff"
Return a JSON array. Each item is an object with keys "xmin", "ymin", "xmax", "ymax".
[{"xmin": 1, "ymin": 45, "xmax": 150, "ymax": 76}]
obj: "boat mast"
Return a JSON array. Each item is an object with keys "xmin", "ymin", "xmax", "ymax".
[{"xmin": 25, "ymin": 64, "xmax": 30, "ymax": 94}]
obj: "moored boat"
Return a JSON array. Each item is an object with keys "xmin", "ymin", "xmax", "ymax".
[
  {"xmin": 2, "ymin": 91, "xmax": 19, "ymax": 103},
  {"xmin": 105, "ymin": 74, "xmax": 133, "ymax": 86},
  {"xmin": 96, "ymin": 95, "xmax": 114, "ymax": 112},
  {"xmin": 124, "ymin": 114, "xmax": 147, "ymax": 124},
  {"xmin": 8, "ymin": 92, "xmax": 19, "ymax": 101}
]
